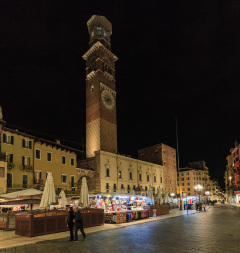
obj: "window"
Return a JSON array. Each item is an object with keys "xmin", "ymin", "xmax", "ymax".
[
  {"xmin": 106, "ymin": 183, "xmax": 109, "ymax": 189},
  {"xmin": 7, "ymin": 173, "xmax": 12, "ymax": 188},
  {"xmin": 22, "ymin": 156, "xmax": 30, "ymax": 166},
  {"xmin": 119, "ymin": 170, "xmax": 122, "ymax": 178},
  {"xmin": 114, "ymin": 184, "xmax": 116, "ymax": 190},
  {"xmin": 0, "ymin": 167, "xmax": 5, "ymax": 178},
  {"xmin": 34, "ymin": 171, "xmax": 41, "ymax": 184},
  {"xmin": 133, "ymin": 185, "xmax": 135, "ymax": 190},
  {"xmin": 62, "ymin": 156, "xmax": 66, "ymax": 165},
  {"xmin": 22, "ymin": 139, "xmax": 32, "ymax": 149},
  {"xmin": 188, "ymin": 182, "xmax": 190, "ymax": 186},
  {"xmin": 3, "ymin": 134, "xmax": 14, "ymax": 145},
  {"xmin": 188, "ymin": 193, "xmax": 190, "ymax": 196},
  {"xmin": 187, "ymin": 177, "xmax": 190, "ymax": 180},
  {"xmin": 71, "ymin": 176, "xmax": 75, "ymax": 188},
  {"xmin": 22, "ymin": 175, "xmax": 28, "ymax": 188},
  {"xmin": 187, "ymin": 172, "xmax": 189, "ymax": 175},
  {"xmin": 194, "ymin": 177, "xmax": 195, "ymax": 180},
  {"xmin": 182, "ymin": 188, "xmax": 185, "ymax": 191},
  {"xmin": 145, "ymin": 186, "xmax": 148, "ymax": 191},
  {"xmin": 160, "ymin": 177, "xmax": 162, "ymax": 183},
  {"xmin": 6, "ymin": 153, "xmax": 13, "ymax": 163},
  {"xmin": 182, "ymin": 183, "xmax": 184, "ymax": 186},
  {"xmin": 139, "ymin": 174, "xmax": 142, "ymax": 181},
  {"xmin": 128, "ymin": 185, "xmax": 130, "ymax": 190},
  {"xmin": 181, "ymin": 173, "xmax": 184, "ymax": 176},
  {"xmin": 47, "ymin": 152, "xmax": 52, "ymax": 162},
  {"xmin": 147, "ymin": 175, "xmax": 149, "ymax": 182},
  {"xmin": 61, "ymin": 174, "xmax": 67, "ymax": 184},
  {"xmin": 187, "ymin": 188, "xmax": 190, "ymax": 191},
  {"xmin": 121, "ymin": 184, "xmax": 123, "ymax": 189},
  {"xmin": 129, "ymin": 172, "xmax": 132, "ymax": 180},
  {"xmin": 35, "ymin": 149, "xmax": 41, "ymax": 159},
  {"xmin": 154, "ymin": 176, "xmax": 156, "ymax": 183},
  {"xmin": 181, "ymin": 178, "xmax": 184, "ymax": 181},
  {"xmin": 106, "ymin": 168, "xmax": 110, "ymax": 177},
  {"xmin": 71, "ymin": 158, "xmax": 75, "ymax": 166}
]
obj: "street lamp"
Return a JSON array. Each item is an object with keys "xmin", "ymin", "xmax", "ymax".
[
  {"xmin": 170, "ymin": 193, "xmax": 175, "ymax": 198},
  {"xmin": 229, "ymin": 176, "xmax": 232, "ymax": 186},
  {"xmin": 194, "ymin": 184, "xmax": 203, "ymax": 202}
]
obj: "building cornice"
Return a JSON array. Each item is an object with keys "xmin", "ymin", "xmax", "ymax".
[{"xmin": 82, "ymin": 41, "xmax": 118, "ymax": 62}]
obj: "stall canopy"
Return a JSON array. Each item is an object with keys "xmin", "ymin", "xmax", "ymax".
[
  {"xmin": 40, "ymin": 172, "xmax": 56, "ymax": 208},
  {"xmin": 80, "ymin": 177, "xmax": 89, "ymax": 207},
  {"xmin": 0, "ymin": 189, "xmax": 43, "ymax": 199},
  {"xmin": 58, "ymin": 190, "xmax": 68, "ymax": 208}
]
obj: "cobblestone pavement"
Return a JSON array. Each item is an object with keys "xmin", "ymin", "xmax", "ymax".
[{"xmin": 2, "ymin": 204, "xmax": 240, "ymax": 253}]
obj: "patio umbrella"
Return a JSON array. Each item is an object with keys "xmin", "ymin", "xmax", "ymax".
[
  {"xmin": 164, "ymin": 193, "xmax": 169, "ymax": 204},
  {"xmin": 80, "ymin": 177, "xmax": 89, "ymax": 207},
  {"xmin": 156, "ymin": 187, "xmax": 163, "ymax": 205},
  {"xmin": 40, "ymin": 172, "xmax": 56, "ymax": 208},
  {"xmin": 58, "ymin": 190, "xmax": 68, "ymax": 208},
  {"xmin": 0, "ymin": 189, "xmax": 43, "ymax": 199},
  {"xmin": 130, "ymin": 189, "xmax": 135, "ymax": 195},
  {"xmin": 147, "ymin": 187, "xmax": 154, "ymax": 205}
]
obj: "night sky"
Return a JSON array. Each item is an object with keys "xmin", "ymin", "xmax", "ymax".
[{"xmin": 1, "ymin": 1, "xmax": 240, "ymax": 188}]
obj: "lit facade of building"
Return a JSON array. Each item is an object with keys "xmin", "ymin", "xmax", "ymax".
[{"xmin": 0, "ymin": 120, "xmax": 79, "ymax": 192}]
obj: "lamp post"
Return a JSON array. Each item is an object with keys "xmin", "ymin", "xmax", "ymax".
[
  {"xmin": 229, "ymin": 176, "xmax": 232, "ymax": 186},
  {"xmin": 194, "ymin": 184, "xmax": 203, "ymax": 202},
  {"xmin": 205, "ymin": 191, "xmax": 210, "ymax": 204}
]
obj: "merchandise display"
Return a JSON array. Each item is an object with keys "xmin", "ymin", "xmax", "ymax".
[{"xmin": 89, "ymin": 194, "xmax": 150, "ymax": 224}]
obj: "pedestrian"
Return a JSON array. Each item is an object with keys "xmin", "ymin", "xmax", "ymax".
[
  {"xmin": 202, "ymin": 202, "xmax": 206, "ymax": 211},
  {"xmin": 66, "ymin": 206, "xmax": 75, "ymax": 241},
  {"xmin": 73, "ymin": 207, "xmax": 86, "ymax": 241}
]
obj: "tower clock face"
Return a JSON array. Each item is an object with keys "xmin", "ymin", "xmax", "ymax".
[{"xmin": 101, "ymin": 90, "xmax": 115, "ymax": 110}]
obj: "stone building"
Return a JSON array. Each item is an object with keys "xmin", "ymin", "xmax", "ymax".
[
  {"xmin": 78, "ymin": 15, "xmax": 164, "ymax": 196},
  {"xmin": 138, "ymin": 144, "xmax": 177, "ymax": 195},
  {"xmin": 178, "ymin": 161, "xmax": 211, "ymax": 197}
]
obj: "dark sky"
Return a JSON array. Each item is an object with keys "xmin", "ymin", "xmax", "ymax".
[{"xmin": 1, "ymin": 0, "xmax": 240, "ymax": 188}]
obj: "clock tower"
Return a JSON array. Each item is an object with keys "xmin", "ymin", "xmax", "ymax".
[{"xmin": 83, "ymin": 15, "xmax": 118, "ymax": 158}]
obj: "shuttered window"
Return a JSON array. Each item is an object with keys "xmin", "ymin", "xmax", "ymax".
[{"xmin": 0, "ymin": 167, "xmax": 5, "ymax": 178}]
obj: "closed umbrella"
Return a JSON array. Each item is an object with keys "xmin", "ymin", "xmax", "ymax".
[
  {"xmin": 58, "ymin": 190, "xmax": 68, "ymax": 208},
  {"xmin": 80, "ymin": 177, "xmax": 89, "ymax": 207},
  {"xmin": 147, "ymin": 187, "xmax": 154, "ymax": 205},
  {"xmin": 164, "ymin": 193, "xmax": 169, "ymax": 204},
  {"xmin": 40, "ymin": 173, "xmax": 56, "ymax": 208}
]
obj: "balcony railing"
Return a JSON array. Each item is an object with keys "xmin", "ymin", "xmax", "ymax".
[{"xmin": 22, "ymin": 165, "xmax": 33, "ymax": 172}]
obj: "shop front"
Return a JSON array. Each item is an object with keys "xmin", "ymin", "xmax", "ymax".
[{"xmin": 234, "ymin": 191, "xmax": 240, "ymax": 204}]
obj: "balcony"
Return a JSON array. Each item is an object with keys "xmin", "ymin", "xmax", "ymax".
[
  {"xmin": 22, "ymin": 165, "xmax": 33, "ymax": 172},
  {"xmin": 7, "ymin": 163, "xmax": 15, "ymax": 170}
]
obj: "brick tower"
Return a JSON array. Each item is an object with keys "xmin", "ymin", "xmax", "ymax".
[{"xmin": 83, "ymin": 15, "xmax": 118, "ymax": 158}]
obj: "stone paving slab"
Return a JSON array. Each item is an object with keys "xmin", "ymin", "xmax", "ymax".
[{"xmin": 0, "ymin": 209, "xmax": 196, "ymax": 250}]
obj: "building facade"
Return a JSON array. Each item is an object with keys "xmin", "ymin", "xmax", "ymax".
[
  {"xmin": 138, "ymin": 144, "xmax": 177, "ymax": 195},
  {"xmin": 178, "ymin": 161, "xmax": 211, "ymax": 197},
  {"xmin": 0, "ymin": 119, "xmax": 79, "ymax": 192},
  {"xmin": 0, "ymin": 154, "xmax": 7, "ymax": 194},
  {"xmin": 225, "ymin": 140, "xmax": 240, "ymax": 203}
]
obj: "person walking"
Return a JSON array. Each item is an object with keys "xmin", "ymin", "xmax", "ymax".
[
  {"xmin": 74, "ymin": 207, "xmax": 86, "ymax": 241},
  {"xmin": 202, "ymin": 202, "xmax": 206, "ymax": 211},
  {"xmin": 67, "ymin": 207, "xmax": 75, "ymax": 241}
]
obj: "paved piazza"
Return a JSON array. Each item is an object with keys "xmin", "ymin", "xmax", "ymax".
[{"xmin": 1, "ymin": 204, "xmax": 240, "ymax": 253}]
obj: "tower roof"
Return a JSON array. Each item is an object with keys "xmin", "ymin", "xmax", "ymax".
[{"xmin": 87, "ymin": 15, "xmax": 112, "ymax": 35}]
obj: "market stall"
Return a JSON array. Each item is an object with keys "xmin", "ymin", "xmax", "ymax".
[
  {"xmin": 15, "ymin": 208, "xmax": 104, "ymax": 237},
  {"xmin": 149, "ymin": 204, "xmax": 169, "ymax": 217},
  {"xmin": 89, "ymin": 194, "xmax": 150, "ymax": 224}
]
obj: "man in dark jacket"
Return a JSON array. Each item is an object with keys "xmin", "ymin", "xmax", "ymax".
[
  {"xmin": 74, "ymin": 207, "xmax": 86, "ymax": 241},
  {"xmin": 67, "ymin": 207, "xmax": 75, "ymax": 241}
]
